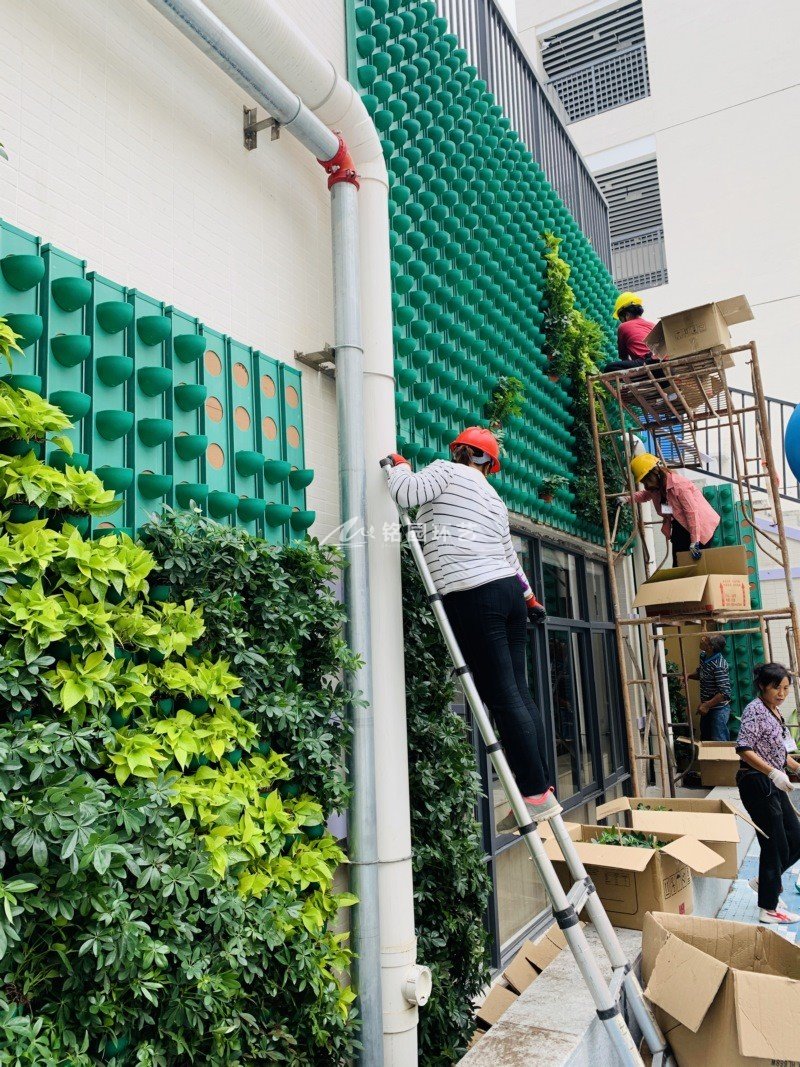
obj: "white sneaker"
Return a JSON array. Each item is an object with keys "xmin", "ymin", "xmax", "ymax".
[
  {"xmin": 759, "ymin": 907, "xmax": 800, "ymax": 925},
  {"xmin": 749, "ymin": 878, "xmax": 788, "ymax": 908},
  {"xmin": 496, "ymin": 790, "xmax": 563, "ymax": 833}
]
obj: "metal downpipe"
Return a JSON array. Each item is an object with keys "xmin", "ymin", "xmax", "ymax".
[{"xmin": 145, "ymin": 1, "xmax": 385, "ymax": 1060}]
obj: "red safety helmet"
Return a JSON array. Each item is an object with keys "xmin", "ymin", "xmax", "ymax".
[{"xmin": 449, "ymin": 427, "xmax": 501, "ymax": 474}]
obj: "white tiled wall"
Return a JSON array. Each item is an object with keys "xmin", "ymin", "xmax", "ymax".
[{"xmin": 0, "ymin": 0, "xmax": 346, "ymax": 535}]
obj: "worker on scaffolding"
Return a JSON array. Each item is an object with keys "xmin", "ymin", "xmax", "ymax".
[
  {"xmin": 385, "ymin": 427, "xmax": 562, "ymax": 830},
  {"xmin": 623, "ymin": 453, "xmax": 721, "ymax": 566},
  {"xmin": 603, "ymin": 292, "xmax": 662, "ymax": 373}
]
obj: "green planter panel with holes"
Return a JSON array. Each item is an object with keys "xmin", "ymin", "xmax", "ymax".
[
  {"xmin": 346, "ymin": 0, "xmax": 619, "ymax": 541},
  {"xmin": 0, "ymin": 217, "xmax": 312, "ymax": 543}
]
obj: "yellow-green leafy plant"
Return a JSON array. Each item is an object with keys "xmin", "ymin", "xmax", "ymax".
[{"xmin": 0, "ymin": 345, "xmax": 358, "ymax": 1063}]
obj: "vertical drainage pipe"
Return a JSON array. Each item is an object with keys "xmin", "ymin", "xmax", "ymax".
[{"xmin": 143, "ymin": 1, "xmax": 384, "ymax": 1062}]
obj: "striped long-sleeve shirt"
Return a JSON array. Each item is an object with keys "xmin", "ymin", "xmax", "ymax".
[
  {"xmin": 387, "ymin": 459, "xmax": 534, "ymax": 598},
  {"xmin": 699, "ymin": 652, "xmax": 731, "ymax": 708}
]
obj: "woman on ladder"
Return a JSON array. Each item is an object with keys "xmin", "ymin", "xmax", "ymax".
[{"xmin": 386, "ymin": 427, "xmax": 562, "ymax": 829}]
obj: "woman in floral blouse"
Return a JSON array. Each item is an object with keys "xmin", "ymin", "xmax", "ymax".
[{"xmin": 736, "ymin": 663, "xmax": 800, "ymax": 924}]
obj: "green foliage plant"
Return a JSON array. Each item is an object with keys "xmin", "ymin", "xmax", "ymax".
[
  {"xmin": 484, "ymin": 376, "xmax": 525, "ymax": 451},
  {"xmin": 542, "ymin": 234, "xmax": 628, "ymax": 532},
  {"xmin": 0, "ymin": 319, "xmax": 23, "ymax": 369},
  {"xmin": 666, "ymin": 659, "xmax": 688, "ymax": 724},
  {"xmin": 0, "ymin": 369, "xmax": 358, "ymax": 1063},
  {"xmin": 399, "ymin": 546, "xmax": 491, "ymax": 1064},
  {"xmin": 593, "ymin": 828, "xmax": 663, "ymax": 850}
]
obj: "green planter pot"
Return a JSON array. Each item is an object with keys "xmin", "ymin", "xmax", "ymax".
[
  {"xmin": 1, "ymin": 253, "xmax": 45, "ymax": 292},
  {"xmin": 96, "ymin": 355, "xmax": 134, "ymax": 387},
  {"xmin": 49, "ymin": 390, "xmax": 91, "ymax": 420},
  {"xmin": 136, "ymin": 315, "xmax": 171, "ymax": 347},
  {"xmin": 288, "ymin": 467, "xmax": 314, "ymax": 490},
  {"xmin": 137, "ymin": 366, "xmax": 173, "ymax": 396},
  {"xmin": 91, "ymin": 526, "xmax": 133, "ymax": 539},
  {"xmin": 50, "ymin": 640, "xmax": 81, "ymax": 662},
  {"xmin": 188, "ymin": 754, "xmax": 210, "ymax": 772},
  {"xmin": 114, "ymin": 646, "xmax": 134, "ymax": 663},
  {"xmin": 1, "ymin": 373, "xmax": 42, "ymax": 394},
  {"xmin": 237, "ymin": 497, "xmax": 266, "ymax": 522},
  {"xmin": 229, "ymin": 696, "xmax": 242, "ymax": 710},
  {"xmin": 0, "ymin": 438, "xmax": 42, "ymax": 458},
  {"xmin": 49, "ymin": 449, "xmax": 88, "ymax": 471},
  {"xmin": 138, "ymin": 472, "xmax": 172, "ymax": 499},
  {"xmin": 147, "ymin": 649, "xmax": 166, "ymax": 666},
  {"xmin": 157, "ymin": 697, "xmax": 174, "ymax": 715},
  {"xmin": 96, "ymin": 300, "xmax": 134, "ymax": 334},
  {"xmin": 173, "ymin": 333, "xmax": 206, "ymax": 363},
  {"xmin": 175, "ymin": 482, "xmax": 208, "ymax": 508},
  {"xmin": 96, "ymin": 409, "xmax": 134, "ymax": 441},
  {"xmin": 96, "ymin": 465, "xmax": 134, "ymax": 492},
  {"xmin": 306, "ymin": 823, "xmax": 325, "ymax": 840},
  {"xmin": 207, "ymin": 491, "xmax": 238, "ymax": 519},
  {"xmin": 3, "ymin": 313, "xmax": 43, "ymax": 349},
  {"xmin": 51, "ymin": 277, "xmax": 92, "ymax": 312},
  {"xmin": 278, "ymin": 781, "xmax": 300, "ymax": 800},
  {"xmin": 174, "ymin": 383, "xmax": 207, "ymax": 411},
  {"xmin": 8, "ymin": 503, "xmax": 39, "ymax": 523},
  {"xmin": 109, "ymin": 708, "xmax": 131, "ymax": 729},
  {"xmin": 290, "ymin": 509, "xmax": 316, "ymax": 532},
  {"xmin": 256, "ymin": 739, "xmax": 271, "ymax": 757},
  {"xmin": 235, "ymin": 450, "xmax": 264, "ymax": 477},
  {"xmin": 224, "ymin": 748, "xmax": 243, "ymax": 767},
  {"xmin": 174, "ymin": 433, "xmax": 207, "ymax": 461},
  {"xmin": 185, "ymin": 696, "xmax": 210, "ymax": 716},
  {"xmin": 149, "ymin": 584, "xmax": 172, "ymax": 602},
  {"xmin": 264, "ymin": 502, "xmax": 293, "ymax": 527},
  {"xmin": 263, "ymin": 459, "xmax": 291, "ymax": 484},
  {"xmin": 106, "ymin": 587, "xmax": 124, "ymax": 606},
  {"xmin": 137, "ymin": 418, "xmax": 173, "ymax": 447},
  {"xmin": 59, "ymin": 513, "xmax": 90, "ymax": 537},
  {"xmin": 103, "ymin": 1035, "xmax": 130, "ymax": 1059},
  {"xmin": 51, "ymin": 334, "xmax": 91, "ymax": 367}
]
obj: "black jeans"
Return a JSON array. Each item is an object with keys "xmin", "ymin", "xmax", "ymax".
[
  {"xmin": 670, "ymin": 519, "xmax": 712, "ymax": 567},
  {"xmin": 442, "ymin": 576, "xmax": 550, "ymax": 796},
  {"xmin": 603, "ymin": 356, "xmax": 665, "ymax": 379},
  {"xmin": 737, "ymin": 768, "xmax": 800, "ymax": 909}
]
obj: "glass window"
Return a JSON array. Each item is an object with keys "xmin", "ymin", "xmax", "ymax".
[
  {"xmin": 541, "ymin": 546, "xmax": 580, "ymax": 619},
  {"xmin": 586, "ymin": 559, "xmax": 609, "ymax": 622},
  {"xmin": 494, "ymin": 840, "xmax": 548, "ymax": 947},
  {"xmin": 548, "ymin": 628, "xmax": 593, "ymax": 797},
  {"xmin": 592, "ymin": 631, "xmax": 615, "ymax": 779}
]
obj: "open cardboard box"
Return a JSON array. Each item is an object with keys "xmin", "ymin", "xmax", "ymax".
[
  {"xmin": 645, "ymin": 295, "xmax": 753, "ymax": 359},
  {"xmin": 596, "ymin": 796, "xmax": 760, "ymax": 879},
  {"xmin": 540, "ymin": 822, "xmax": 723, "ymax": 930},
  {"xmin": 632, "ymin": 547, "xmax": 750, "ymax": 617},
  {"xmin": 502, "ymin": 923, "xmax": 573, "ymax": 994},
  {"xmin": 642, "ymin": 911, "xmax": 800, "ymax": 1067},
  {"xmin": 675, "ymin": 738, "xmax": 742, "ymax": 787}
]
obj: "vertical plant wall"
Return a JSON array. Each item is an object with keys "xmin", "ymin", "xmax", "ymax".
[
  {"xmin": 0, "ymin": 219, "xmax": 315, "ymax": 543},
  {"xmin": 346, "ymin": 0, "xmax": 619, "ymax": 542}
]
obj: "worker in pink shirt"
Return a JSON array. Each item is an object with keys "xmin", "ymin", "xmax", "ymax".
[
  {"xmin": 603, "ymin": 292, "xmax": 663, "ymax": 372},
  {"xmin": 623, "ymin": 454, "xmax": 721, "ymax": 566}
]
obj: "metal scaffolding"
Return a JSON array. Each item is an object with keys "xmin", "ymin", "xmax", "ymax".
[{"xmin": 588, "ymin": 343, "xmax": 800, "ymax": 795}]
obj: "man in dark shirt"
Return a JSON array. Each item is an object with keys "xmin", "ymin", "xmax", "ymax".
[
  {"xmin": 604, "ymin": 292, "xmax": 662, "ymax": 372},
  {"xmin": 689, "ymin": 633, "xmax": 732, "ymax": 741}
]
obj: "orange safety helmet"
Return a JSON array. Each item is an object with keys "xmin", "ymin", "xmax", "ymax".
[{"xmin": 449, "ymin": 427, "xmax": 501, "ymax": 474}]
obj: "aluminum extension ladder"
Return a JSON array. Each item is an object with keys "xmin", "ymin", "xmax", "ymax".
[{"xmin": 381, "ymin": 459, "xmax": 674, "ymax": 1067}]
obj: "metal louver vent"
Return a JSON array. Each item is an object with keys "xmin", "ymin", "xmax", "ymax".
[
  {"xmin": 595, "ymin": 158, "xmax": 668, "ymax": 290},
  {"xmin": 541, "ymin": 2, "xmax": 650, "ymax": 122}
]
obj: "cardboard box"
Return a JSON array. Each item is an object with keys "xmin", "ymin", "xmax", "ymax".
[
  {"xmin": 541, "ymin": 822, "xmax": 723, "ymax": 930},
  {"xmin": 632, "ymin": 547, "xmax": 750, "ymax": 616},
  {"xmin": 642, "ymin": 911, "xmax": 800, "ymax": 1066},
  {"xmin": 501, "ymin": 923, "xmax": 574, "ymax": 993},
  {"xmin": 475, "ymin": 984, "xmax": 517, "ymax": 1028},
  {"xmin": 694, "ymin": 741, "xmax": 741, "ymax": 787},
  {"xmin": 596, "ymin": 796, "xmax": 759, "ymax": 879},
  {"xmin": 645, "ymin": 295, "xmax": 753, "ymax": 358}
]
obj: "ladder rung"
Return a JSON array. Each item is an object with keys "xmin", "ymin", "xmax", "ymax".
[
  {"xmin": 567, "ymin": 879, "xmax": 591, "ymax": 915},
  {"xmin": 609, "ymin": 966, "xmax": 627, "ymax": 1000}
]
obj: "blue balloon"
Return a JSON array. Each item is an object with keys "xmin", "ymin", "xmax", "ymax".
[{"xmin": 786, "ymin": 403, "xmax": 800, "ymax": 482}]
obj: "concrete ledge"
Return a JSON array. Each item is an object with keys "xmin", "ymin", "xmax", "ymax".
[{"xmin": 461, "ymin": 785, "xmax": 758, "ymax": 1066}]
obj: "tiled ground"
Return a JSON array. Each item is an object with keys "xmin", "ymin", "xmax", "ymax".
[{"xmin": 717, "ymin": 836, "xmax": 800, "ymax": 941}]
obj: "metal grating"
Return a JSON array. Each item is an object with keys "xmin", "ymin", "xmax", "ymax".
[
  {"xmin": 542, "ymin": 2, "xmax": 650, "ymax": 123},
  {"xmin": 596, "ymin": 159, "xmax": 668, "ymax": 289}
]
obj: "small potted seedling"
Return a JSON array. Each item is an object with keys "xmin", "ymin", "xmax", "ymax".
[{"xmin": 538, "ymin": 475, "xmax": 568, "ymax": 504}]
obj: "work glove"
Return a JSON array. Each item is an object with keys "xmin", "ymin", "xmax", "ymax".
[
  {"xmin": 387, "ymin": 453, "xmax": 410, "ymax": 468},
  {"xmin": 768, "ymin": 768, "xmax": 796, "ymax": 793},
  {"xmin": 615, "ymin": 497, "xmax": 627, "ymax": 509},
  {"xmin": 526, "ymin": 595, "xmax": 547, "ymax": 624},
  {"xmin": 690, "ymin": 542, "xmax": 703, "ymax": 560}
]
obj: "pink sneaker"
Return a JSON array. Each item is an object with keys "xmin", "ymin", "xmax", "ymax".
[
  {"xmin": 759, "ymin": 907, "xmax": 800, "ymax": 925},
  {"xmin": 496, "ymin": 789, "xmax": 562, "ymax": 833}
]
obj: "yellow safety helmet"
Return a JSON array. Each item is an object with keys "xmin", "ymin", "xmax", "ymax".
[
  {"xmin": 630, "ymin": 453, "xmax": 660, "ymax": 484},
  {"xmin": 613, "ymin": 291, "xmax": 645, "ymax": 320}
]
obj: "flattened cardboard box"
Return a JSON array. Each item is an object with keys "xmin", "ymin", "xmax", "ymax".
[
  {"xmin": 540, "ymin": 822, "xmax": 722, "ymax": 931},
  {"xmin": 642, "ymin": 911, "xmax": 800, "ymax": 1067},
  {"xmin": 645, "ymin": 295, "xmax": 753, "ymax": 358},
  {"xmin": 632, "ymin": 546, "xmax": 750, "ymax": 616},
  {"xmin": 595, "ymin": 795, "xmax": 760, "ymax": 880},
  {"xmin": 501, "ymin": 922, "xmax": 577, "ymax": 993},
  {"xmin": 475, "ymin": 984, "xmax": 517, "ymax": 1028}
]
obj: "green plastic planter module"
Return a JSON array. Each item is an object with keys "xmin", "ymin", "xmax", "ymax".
[
  {"xmin": 96, "ymin": 301, "xmax": 134, "ymax": 334},
  {"xmin": 207, "ymin": 491, "xmax": 239, "ymax": 519},
  {"xmin": 137, "ymin": 418, "xmax": 173, "ymax": 447},
  {"xmin": 96, "ymin": 410, "xmax": 134, "ymax": 441},
  {"xmin": 51, "ymin": 277, "xmax": 92, "ymax": 313},
  {"xmin": 96, "ymin": 356, "xmax": 134, "ymax": 387},
  {"xmin": 288, "ymin": 467, "xmax": 314, "ymax": 490},
  {"xmin": 51, "ymin": 334, "xmax": 92, "ymax": 367},
  {"xmin": 238, "ymin": 497, "xmax": 266, "ymax": 522},
  {"xmin": 174, "ymin": 434, "xmax": 208, "ymax": 462},
  {"xmin": 174, "ymin": 383, "xmax": 207, "ymax": 411},
  {"xmin": 138, "ymin": 472, "xmax": 173, "ymax": 499},
  {"xmin": 3, "ymin": 314, "xmax": 43, "ymax": 349},
  {"xmin": 136, "ymin": 315, "xmax": 171, "ymax": 347},
  {"xmin": 264, "ymin": 459, "xmax": 291, "ymax": 484},
  {"xmin": 1, "ymin": 254, "xmax": 45, "ymax": 292},
  {"xmin": 96, "ymin": 466, "xmax": 134, "ymax": 492},
  {"xmin": 235, "ymin": 450, "xmax": 264, "ymax": 477},
  {"xmin": 49, "ymin": 449, "xmax": 89, "ymax": 471},
  {"xmin": 173, "ymin": 333, "xmax": 206, "ymax": 363},
  {"xmin": 264, "ymin": 503, "xmax": 293, "ymax": 527},
  {"xmin": 49, "ymin": 390, "xmax": 91, "ymax": 420},
  {"xmin": 290, "ymin": 510, "xmax": 315, "ymax": 532},
  {"xmin": 175, "ymin": 482, "xmax": 208, "ymax": 508},
  {"xmin": 137, "ymin": 366, "xmax": 173, "ymax": 396},
  {"xmin": 1, "ymin": 374, "xmax": 42, "ymax": 394}
]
